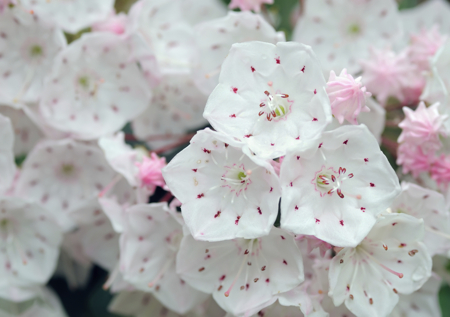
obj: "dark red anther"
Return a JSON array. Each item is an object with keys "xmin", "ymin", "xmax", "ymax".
[
  {"xmin": 260, "ymin": 103, "xmax": 265, "ymax": 108},
  {"xmin": 343, "ymin": 140, "xmax": 348, "ymax": 145},
  {"xmin": 312, "ymin": 117, "xmax": 318, "ymax": 121},
  {"xmin": 192, "ymin": 169, "xmax": 197, "ymax": 172},
  {"xmin": 370, "ymin": 183, "xmax": 375, "ymax": 187},
  {"xmin": 203, "ymin": 148, "xmax": 211, "ymax": 154},
  {"xmin": 259, "ymin": 111, "xmax": 264, "ymax": 116},
  {"xmin": 283, "ymin": 260, "xmax": 288, "ymax": 265},
  {"xmin": 295, "ymin": 205, "xmax": 298, "ymax": 210},
  {"xmin": 230, "ymin": 114, "xmax": 236, "ymax": 118},
  {"xmin": 251, "ymin": 66, "xmax": 255, "ymax": 72},
  {"xmin": 214, "ymin": 211, "xmax": 221, "ymax": 218},
  {"xmin": 244, "ymin": 249, "xmax": 249, "ymax": 255},
  {"xmin": 264, "ymin": 90, "xmax": 270, "ymax": 96},
  {"xmin": 301, "ymin": 66, "xmax": 305, "ymax": 72},
  {"xmin": 257, "ymin": 207, "xmax": 262, "ymax": 215},
  {"xmin": 337, "ymin": 189, "xmax": 344, "ymax": 199},
  {"xmin": 281, "ymin": 235, "xmax": 285, "ymax": 240},
  {"xmin": 318, "ymin": 142, "xmax": 323, "ymax": 148},
  {"xmin": 348, "ymin": 173, "xmax": 354, "ymax": 178},
  {"xmin": 197, "ymin": 193, "xmax": 204, "ymax": 199},
  {"xmin": 315, "ymin": 218, "xmax": 320, "ymax": 223},
  {"xmin": 331, "ymin": 175, "xmax": 336, "ymax": 182},
  {"xmin": 340, "ymin": 220, "xmax": 344, "ymax": 226},
  {"xmin": 219, "ymin": 275, "xmax": 226, "ymax": 281},
  {"xmin": 235, "ymin": 216, "xmax": 241, "ymax": 225},
  {"xmin": 361, "ymin": 207, "xmax": 366, "ymax": 212}
]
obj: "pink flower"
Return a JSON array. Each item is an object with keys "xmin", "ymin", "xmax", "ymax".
[
  {"xmin": 398, "ymin": 102, "xmax": 447, "ymax": 153},
  {"xmin": 92, "ymin": 11, "xmax": 128, "ymax": 35},
  {"xmin": 135, "ymin": 152, "xmax": 167, "ymax": 193},
  {"xmin": 228, "ymin": 0, "xmax": 273, "ymax": 12},
  {"xmin": 397, "ymin": 143, "xmax": 434, "ymax": 178},
  {"xmin": 360, "ymin": 47, "xmax": 423, "ymax": 105},
  {"xmin": 409, "ymin": 26, "xmax": 447, "ymax": 72},
  {"xmin": 431, "ymin": 154, "xmax": 450, "ymax": 189},
  {"xmin": 295, "ymin": 235, "xmax": 332, "ymax": 258},
  {"xmin": 326, "ymin": 69, "xmax": 371, "ymax": 124}
]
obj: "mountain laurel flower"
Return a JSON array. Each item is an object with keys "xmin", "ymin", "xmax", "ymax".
[
  {"xmin": 118, "ymin": 203, "xmax": 208, "ymax": 314},
  {"xmin": 360, "ymin": 47, "xmax": 423, "ymax": 105},
  {"xmin": 329, "ymin": 213, "xmax": 432, "ymax": 317},
  {"xmin": 391, "ymin": 182, "xmax": 450, "ymax": 257},
  {"xmin": 162, "ymin": 128, "xmax": 281, "ymax": 241},
  {"xmin": 398, "ymin": 102, "xmax": 447, "ymax": 153},
  {"xmin": 176, "ymin": 227, "xmax": 304, "ymax": 317},
  {"xmin": 430, "ymin": 154, "xmax": 450, "ymax": 190},
  {"xmin": 409, "ymin": 25, "xmax": 447, "ymax": 72},
  {"xmin": 92, "ymin": 11, "xmax": 128, "ymax": 35},
  {"xmin": 280, "ymin": 125, "xmax": 401, "ymax": 247},
  {"xmin": 203, "ymin": 41, "xmax": 332, "ymax": 159},
  {"xmin": 396, "ymin": 143, "xmax": 434, "ymax": 178},
  {"xmin": 326, "ymin": 69, "xmax": 371, "ymax": 125},
  {"xmin": 228, "ymin": 0, "xmax": 274, "ymax": 12}
]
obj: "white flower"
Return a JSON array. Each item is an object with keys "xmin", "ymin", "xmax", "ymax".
[
  {"xmin": 162, "ymin": 128, "xmax": 281, "ymax": 241},
  {"xmin": 293, "ymin": 0, "xmax": 401, "ymax": 75},
  {"xmin": 390, "ymin": 274, "xmax": 441, "ymax": 317},
  {"xmin": 119, "ymin": 203, "xmax": 208, "ymax": 314},
  {"xmin": 0, "ymin": 7, "xmax": 65, "ymax": 107},
  {"xmin": 0, "ymin": 286, "xmax": 68, "ymax": 316},
  {"xmin": 39, "ymin": 33, "xmax": 151, "ymax": 140},
  {"xmin": 329, "ymin": 213, "xmax": 432, "ymax": 317},
  {"xmin": 203, "ymin": 41, "xmax": 332, "ymax": 159},
  {"xmin": 176, "ymin": 227, "xmax": 304, "ymax": 317},
  {"xmin": 130, "ymin": 0, "xmax": 226, "ymax": 74},
  {"xmin": 391, "ymin": 182, "xmax": 450, "ymax": 257},
  {"xmin": 0, "ymin": 197, "xmax": 63, "ymax": 288},
  {"xmin": 132, "ymin": 74, "xmax": 208, "ymax": 150},
  {"xmin": 192, "ymin": 11, "xmax": 285, "ymax": 95},
  {"xmin": 0, "ymin": 106, "xmax": 43, "ymax": 157},
  {"xmin": 14, "ymin": 139, "xmax": 116, "ymax": 231},
  {"xmin": 280, "ymin": 125, "xmax": 401, "ymax": 247},
  {"xmin": 18, "ymin": 0, "xmax": 114, "ymax": 34}
]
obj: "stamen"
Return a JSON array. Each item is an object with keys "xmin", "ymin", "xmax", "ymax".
[
  {"xmin": 225, "ymin": 240, "xmax": 253, "ymax": 297},
  {"xmin": 148, "ymin": 258, "xmax": 174, "ymax": 287},
  {"xmin": 426, "ymin": 226, "xmax": 450, "ymax": 240},
  {"xmin": 98, "ymin": 174, "xmax": 122, "ymax": 198},
  {"xmin": 103, "ymin": 263, "xmax": 120, "ymax": 290},
  {"xmin": 360, "ymin": 248, "xmax": 403, "ymax": 278}
]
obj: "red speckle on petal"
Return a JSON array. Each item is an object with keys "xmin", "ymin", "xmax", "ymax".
[
  {"xmin": 232, "ymin": 87, "xmax": 238, "ymax": 93},
  {"xmin": 257, "ymin": 207, "xmax": 262, "ymax": 215},
  {"xmin": 318, "ymin": 142, "xmax": 323, "ymax": 148},
  {"xmin": 214, "ymin": 211, "xmax": 221, "ymax": 218},
  {"xmin": 295, "ymin": 205, "xmax": 298, "ymax": 210},
  {"xmin": 192, "ymin": 169, "xmax": 197, "ymax": 172},
  {"xmin": 235, "ymin": 216, "xmax": 241, "ymax": 225},
  {"xmin": 364, "ymin": 158, "xmax": 369, "ymax": 162},
  {"xmin": 244, "ymin": 134, "xmax": 252, "ymax": 138},
  {"xmin": 392, "ymin": 222, "xmax": 397, "ymax": 226},
  {"xmin": 348, "ymin": 173, "xmax": 354, "ymax": 178},
  {"xmin": 297, "ymin": 156, "xmax": 300, "ymax": 160},
  {"xmin": 343, "ymin": 140, "xmax": 348, "ymax": 145},
  {"xmin": 340, "ymin": 220, "xmax": 344, "ymax": 226},
  {"xmin": 283, "ymin": 260, "xmax": 288, "ymax": 265},
  {"xmin": 315, "ymin": 218, "xmax": 320, "ymax": 223},
  {"xmin": 251, "ymin": 66, "xmax": 255, "ymax": 72},
  {"xmin": 301, "ymin": 66, "xmax": 305, "ymax": 72},
  {"xmin": 269, "ymin": 187, "xmax": 273, "ymax": 192},
  {"xmin": 230, "ymin": 114, "xmax": 236, "ymax": 118},
  {"xmin": 220, "ymin": 275, "xmax": 226, "ymax": 281},
  {"xmin": 275, "ymin": 57, "xmax": 280, "ymax": 64},
  {"xmin": 314, "ymin": 89, "xmax": 317, "ymax": 94},
  {"xmin": 290, "ymin": 182, "xmax": 293, "ymax": 187},
  {"xmin": 197, "ymin": 193, "xmax": 204, "ymax": 199},
  {"xmin": 370, "ymin": 183, "xmax": 375, "ymax": 187},
  {"xmin": 266, "ymin": 278, "xmax": 270, "ymax": 283},
  {"xmin": 296, "ymin": 136, "xmax": 300, "ymax": 140},
  {"xmin": 361, "ymin": 207, "xmax": 366, "ymax": 212},
  {"xmin": 139, "ymin": 236, "xmax": 144, "ymax": 241},
  {"xmin": 203, "ymin": 148, "xmax": 211, "ymax": 154},
  {"xmin": 313, "ymin": 118, "xmax": 318, "ymax": 121},
  {"xmin": 281, "ymin": 235, "xmax": 285, "ymax": 240}
]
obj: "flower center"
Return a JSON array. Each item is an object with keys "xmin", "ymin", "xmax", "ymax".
[
  {"xmin": 258, "ymin": 82, "xmax": 292, "ymax": 122},
  {"xmin": 312, "ymin": 166, "xmax": 354, "ymax": 198},
  {"xmin": 348, "ymin": 23, "xmax": 361, "ymax": 35},
  {"xmin": 221, "ymin": 164, "xmax": 252, "ymax": 196},
  {"xmin": 78, "ymin": 76, "xmax": 90, "ymax": 90},
  {"xmin": 29, "ymin": 45, "xmax": 43, "ymax": 57}
]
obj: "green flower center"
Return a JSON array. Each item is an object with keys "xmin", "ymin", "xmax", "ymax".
[
  {"xmin": 30, "ymin": 45, "xmax": 43, "ymax": 57},
  {"xmin": 237, "ymin": 171, "xmax": 247, "ymax": 180},
  {"xmin": 61, "ymin": 164, "xmax": 75, "ymax": 175},
  {"xmin": 348, "ymin": 24, "xmax": 361, "ymax": 35},
  {"xmin": 78, "ymin": 76, "xmax": 90, "ymax": 89}
]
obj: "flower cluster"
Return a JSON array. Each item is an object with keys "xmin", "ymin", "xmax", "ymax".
[{"xmin": 0, "ymin": 0, "xmax": 449, "ymax": 317}]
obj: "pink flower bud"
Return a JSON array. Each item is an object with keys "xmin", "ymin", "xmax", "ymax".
[
  {"xmin": 92, "ymin": 12, "xmax": 128, "ymax": 35},
  {"xmin": 409, "ymin": 26, "xmax": 447, "ymax": 72},
  {"xmin": 326, "ymin": 69, "xmax": 371, "ymax": 124},
  {"xmin": 135, "ymin": 153, "xmax": 167, "ymax": 194}
]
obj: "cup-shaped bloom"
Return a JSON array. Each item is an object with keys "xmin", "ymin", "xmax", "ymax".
[
  {"xmin": 163, "ymin": 128, "xmax": 281, "ymax": 241},
  {"xmin": 280, "ymin": 125, "xmax": 401, "ymax": 247}
]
